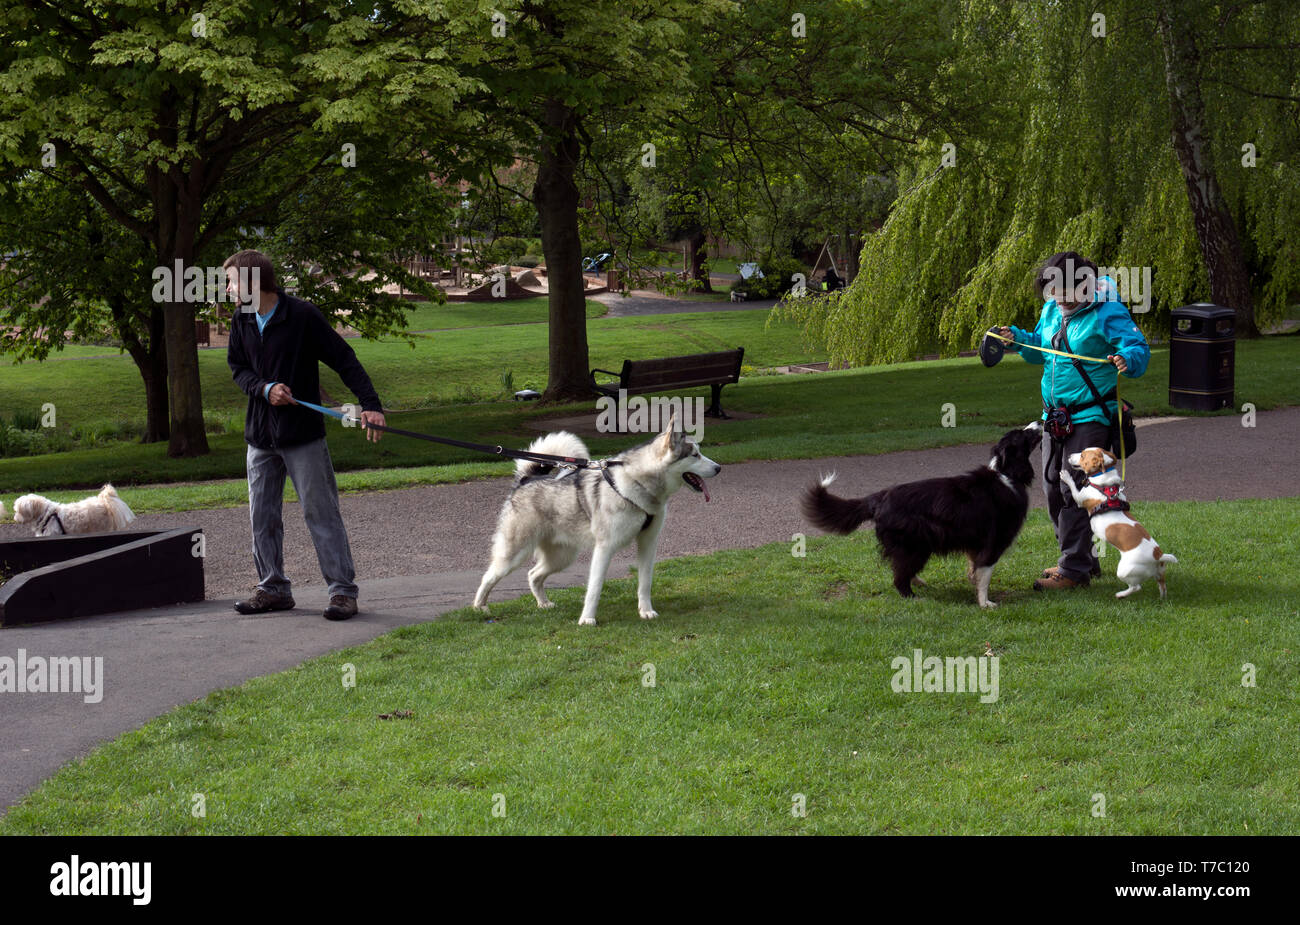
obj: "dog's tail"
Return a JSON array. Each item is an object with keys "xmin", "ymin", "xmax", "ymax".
[
  {"xmin": 100, "ymin": 483, "xmax": 136, "ymax": 528},
  {"xmin": 1157, "ymin": 552, "xmax": 1178, "ymax": 565},
  {"xmin": 515, "ymin": 431, "xmax": 590, "ymax": 481},
  {"xmin": 801, "ymin": 473, "xmax": 881, "ymax": 534}
]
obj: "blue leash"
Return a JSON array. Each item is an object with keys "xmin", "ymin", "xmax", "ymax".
[{"xmin": 293, "ymin": 397, "xmax": 352, "ymax": 421}]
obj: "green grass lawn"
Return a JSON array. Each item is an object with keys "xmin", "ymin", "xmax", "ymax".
[
  {"xmin": 319, "ymin": 303, "xmax": 820, "ymax": 408},
  {"xmin": 0, "ymin": 298, "xmax": 607, "ymax": 433},
  {"xmin": 398, "ymin": 297, "xmax": 607, "ymax": 331},
  {"xmin": 1, "ymin": 336, "xmax": 1296, "ymax": 504},
  {"xmin": 3, "ymin": 498, "xmax": 1294, "ymax": 835},
  {"xmin": 0, "ymin": 303, "xmax": 815, "ymax": 448}
]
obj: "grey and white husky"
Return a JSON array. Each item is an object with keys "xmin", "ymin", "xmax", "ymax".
[{"xmin": 473, "ymin": 414, "xmax": 721, "ymax": 626}]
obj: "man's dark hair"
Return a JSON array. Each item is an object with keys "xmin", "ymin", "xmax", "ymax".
[
  {"xmin": 1035, "ymin": 250, "xmax": 1097, "ymax": 300},
  {"xmin": 223, "ymin": 249, "xmax": 278, "ymax": 292}
]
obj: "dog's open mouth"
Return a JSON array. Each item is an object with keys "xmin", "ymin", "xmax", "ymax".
[{"xmin": 682, "ymin": 472, "xmax": 709, "ymax": 501}]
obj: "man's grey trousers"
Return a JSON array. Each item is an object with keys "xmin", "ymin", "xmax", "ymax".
[{"xmin": 247, "ymin": 437, "xmax": 358, "ymax": 599}]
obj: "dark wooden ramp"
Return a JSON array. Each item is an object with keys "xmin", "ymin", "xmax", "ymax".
[{"xmin": 0, "ymin": 528, "xmax": 205, "ymax": 627}]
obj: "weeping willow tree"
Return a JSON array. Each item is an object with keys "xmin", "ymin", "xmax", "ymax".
[{"xmin": 774, "ymin": 0, "xmax": 1300, "ymax": 366}]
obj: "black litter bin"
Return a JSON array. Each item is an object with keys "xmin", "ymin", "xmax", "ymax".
[{"xmin": 1169, "ymin": 303, "xmax": 1234, "ymax": 410}]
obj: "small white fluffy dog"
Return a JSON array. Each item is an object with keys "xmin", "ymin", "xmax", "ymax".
[{"xmin": 12, "ymin": 484, "xmax": 136, "ymax": 536}]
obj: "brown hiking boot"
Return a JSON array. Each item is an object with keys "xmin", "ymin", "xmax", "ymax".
[
  {"xmin": 234, "ymin": 588, "xmax": 296, "ymax": 614},
  {"xmin": 323, "ymin": 595, "xmax": 358, "ymax": 621},
  {"xmin": 1032, "ymin": 573, "xmax": 1086, "ymax": 591}
]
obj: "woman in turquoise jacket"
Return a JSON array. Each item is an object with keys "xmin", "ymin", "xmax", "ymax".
[{"xmin": 997, "ymin": 251, "xmax": 1151, "ymax": 592}]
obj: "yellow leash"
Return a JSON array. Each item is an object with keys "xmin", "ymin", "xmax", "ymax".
[{"xmin": 982, "ymin": 331, "xmax": 1127, "ymax": 480}]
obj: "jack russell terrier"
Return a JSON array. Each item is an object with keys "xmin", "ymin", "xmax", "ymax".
[{"xmin": 1061, "ymin": 448, "xmax": 1178, "ymax": 599}]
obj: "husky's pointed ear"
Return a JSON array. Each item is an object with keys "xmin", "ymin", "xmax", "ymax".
[{"xmin": 659, "ymin": 411, "xmax": 684, "ymax": 452}]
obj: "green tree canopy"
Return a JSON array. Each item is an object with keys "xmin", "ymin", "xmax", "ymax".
[
  {"xmin": 0, "ymin": 0, "xmax": 483, "ymax": 454},
  {"xmin": 775, "ymin": 0, "xmax": 1299, "ymax": 366}
]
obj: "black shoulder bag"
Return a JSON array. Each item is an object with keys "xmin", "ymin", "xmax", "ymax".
[{"xmin": 1062, "ymin": 323, "xmax": 1137, "ymax": 458}]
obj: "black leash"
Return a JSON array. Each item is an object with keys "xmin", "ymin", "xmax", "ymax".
[
  {"xmin": 291, "ymin": 397, "xmax": 619, "ymax": 472},
  {"xmin": 296, "ymin": 395, "xmax": 656, "ymax": 530}
]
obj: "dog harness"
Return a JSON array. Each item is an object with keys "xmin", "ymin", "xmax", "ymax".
[
  {"xmin": 601, "ymin": 467, "xmax": 655, "ymax": 532},
  {"xmin": 36, "ymin": 510, "xmax": 67, "ymax": 535},
  {"xmin": 1087, "ymin": 480, "xmax": 1130, "ymax": 515},
  {"xmin": 513, "ymin": 463, "xmax": 653, "ymax": 531}
]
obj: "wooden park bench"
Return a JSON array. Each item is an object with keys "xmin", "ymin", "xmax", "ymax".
[{"xmin": 590, "ymin": 347, "xmax": 745, "ymax": 418}]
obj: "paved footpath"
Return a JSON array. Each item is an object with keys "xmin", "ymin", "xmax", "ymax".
[{"xmin": 1, "ymin": 406, "xmax": 1296, "ymax": 812}]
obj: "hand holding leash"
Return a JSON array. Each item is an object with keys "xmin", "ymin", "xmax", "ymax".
[
  {"xmin": 268, "ymin": 383, "xmax": 293, "ymax": 406},
  {"xmin": 360, "ymin": 410, "xmax": 385, "ymax": 443}
]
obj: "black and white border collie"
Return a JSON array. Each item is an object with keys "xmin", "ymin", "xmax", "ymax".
[{"xmin": 802, "ymin": 423, "xmax": 1043, "ymax": 608}]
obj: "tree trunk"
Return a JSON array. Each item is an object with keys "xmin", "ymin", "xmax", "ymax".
[
  {"xmin": 162, "ymin": 291, "xmax": 208, "ymax": 456},
  {"xmin": 688, "ymin": 229, "xmax": 712, "ymax": 292},
  {"xmin": 91, "ymin": 214, "xmax": 171, "ymax": 443},
  {"xmin": 109, "ymin": 296, "xmax": 169, "ymax": 443},
  {"xmin": 143, "ymin": 306, "xmax": 169, "ymax": 442},
  {"xmin": 147, "ymin": 95, "xmax": 211, "ymax": 456},
  {"xmin": 155, "ymin": 235, "xmax": 208, "ymax": 456},
  {"xmin": 534, "ymin": 98, "xmax": 593, "ymax": 402},
  {"xmin": 1157, "ymin": 5, "xmax": 1259, "ymax": 336}
]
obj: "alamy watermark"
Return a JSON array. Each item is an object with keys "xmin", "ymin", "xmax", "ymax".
[
  {"xmin": 890, "ymin": 648, "xmax": 999, "ymax": 703},
  {"xmin": 49, "ymin": 856, "xmax": 150, "ymax": 905},
  {"xmin": 151, "ymin": 260, "xmax": 260, "ymax": 310},
  {"xmin": 0, "ymin": 649, "xmax": 103, "ymax": 703},
  {"xmin": 1041, "ymin": 259, "xmax": 1153, "ymax": 313},
  {"xmin": 595, "ymin": 389, "xmax": 705, "ymax": 441}
]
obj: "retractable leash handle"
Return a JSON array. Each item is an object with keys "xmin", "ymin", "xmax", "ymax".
[
  {"xmin": 980, "ymin": 330, "xmax": 1127, "ymax": 481},
  {"xmin": 982, "ymin": 329, "xmax": 1107, "ymax": 365},
  {"xmin": 289, "ymin": 396, "xmax": 611, "ymax": 471}
]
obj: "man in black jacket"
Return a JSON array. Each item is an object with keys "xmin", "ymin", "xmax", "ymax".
[{"xmin": 224, "ymin": 249, "xmax": 386, "ymax": 620}]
